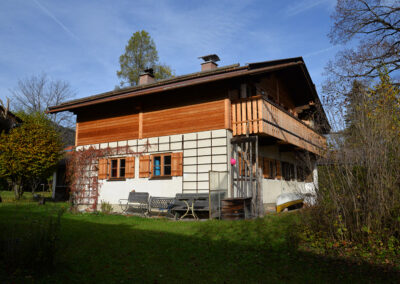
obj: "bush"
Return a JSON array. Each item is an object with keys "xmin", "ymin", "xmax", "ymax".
[
  {"xmin": 100, "ymin": 201, "xmax": 113, "ymax": 214},
  {"xmin": 301, "ymin": 74, "xmax": 400, "ymax": 265}
]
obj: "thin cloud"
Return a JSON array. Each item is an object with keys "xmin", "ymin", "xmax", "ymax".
[
  {"xmin": 32, "ymin": 0, "xmax": 79, "ymax": 41},
  {"xmin": 285, "ymin": 0, "xmax": 333, "ymax": 17},
  {"xmin": 304, "ymin": 45, "xmax": 337, "ymax": 58}
]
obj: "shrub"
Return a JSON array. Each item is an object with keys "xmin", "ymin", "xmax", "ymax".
[
  {"xmin": 301, "ymin": 73, "xmax": 400, "ymax": 265},
  {"xmin": 100, "ymin": 201, "xmax": 113, "ymax": 214}
]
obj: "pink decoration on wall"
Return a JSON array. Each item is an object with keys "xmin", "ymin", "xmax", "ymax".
[{"xmin": 230, "ymin": 158, "xmax": 236, "ymax": 166}]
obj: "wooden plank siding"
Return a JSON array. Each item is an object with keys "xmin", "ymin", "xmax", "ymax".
[
  {"xmin": 231, "ymin": 96, "xmax": 326, "ymax": 155},
  {"xmin": 76, "ymin": 98, "xmax": 226, "ymax": 146},
  {"xmin": 142, "ymin": 99, "xmax": 225, "ymax": 138},
  {"xmin": 77, "ymin": 113, "xmax": 140, "ymax": 146}
]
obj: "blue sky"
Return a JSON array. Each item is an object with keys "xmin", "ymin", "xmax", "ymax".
[{"xmin": 0, "ymin": 0, "xmax": 340, "ymax": 107}]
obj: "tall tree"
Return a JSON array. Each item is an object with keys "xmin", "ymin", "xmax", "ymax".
[
  {"xmin": 117, "ymin": 30, "xmax": 173, "ymax": 87},
  {"xmin": 10, "ymin": 73, "xmax": 76, "ymax": 129},
  {"xmin": 0, "ymin": 112, "xmax": 63, "ymax": 199},
  {"xmin": 324, "ymin": 0, "xmax": 400, "ymax": 102}
]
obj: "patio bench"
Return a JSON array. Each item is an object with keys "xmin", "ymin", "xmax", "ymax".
[
  {"xmin": 119, "ymin": 192, "xmax": 149, "ymax": 215},
  {"xmin": 149, "ymin": 197, "xmax": 175, "ymax": 217}
]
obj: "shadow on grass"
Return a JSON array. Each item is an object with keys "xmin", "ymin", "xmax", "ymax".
[{"xmin": 0, "ymin": 204, "xmax": 399, "ymax": 283}]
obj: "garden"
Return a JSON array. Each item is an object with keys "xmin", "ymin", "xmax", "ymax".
[{"xmin": 0, "ymin": 192, "xmax": 398, "ymax": 283}]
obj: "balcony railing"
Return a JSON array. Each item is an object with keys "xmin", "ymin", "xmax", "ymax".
[{"xmin": 231, "ymin": 96, "xmax": 326, "ymax": 155}]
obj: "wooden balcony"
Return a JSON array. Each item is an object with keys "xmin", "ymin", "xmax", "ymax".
[{"xmin": 231, "ymin": 96, "xmax": 326, "ymax": 155}]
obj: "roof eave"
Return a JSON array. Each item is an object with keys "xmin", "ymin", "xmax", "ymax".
[{"xmin": 48, "ymin": 61, "xmax": 303, "ymax": 113}]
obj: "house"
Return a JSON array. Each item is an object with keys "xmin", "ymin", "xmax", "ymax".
[{"xmin": 48, "ymin": 55, "xmax": 330, "ymax": 214}]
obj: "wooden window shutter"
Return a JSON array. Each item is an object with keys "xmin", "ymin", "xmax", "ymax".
[
  {"xmin": 98, "ymin": 158, "xmax": 108, "ymax": 180},
  {"xmin": 171, "ymin": 152, "xmax": 183, "ymax": 176},
  {"xmin": 276, "ymin": 160, "xmax": 282, "ymax": 180},
  {"xmin": 139, "ymin": 155, "xmax": 151, "ymax": 178},
  {"xmin": 125, "ymin": 157, "xmax": 135, "ymax": 178}
]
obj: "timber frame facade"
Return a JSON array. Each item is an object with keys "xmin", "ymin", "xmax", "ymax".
[{"xmin": 49, "ymin": 56, "xmax": 330, "ymax": 214}]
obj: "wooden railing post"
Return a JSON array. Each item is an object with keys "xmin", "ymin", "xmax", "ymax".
[{"xmin": 258, "ymin": 98, "xmax": 263, "ymax": 133}]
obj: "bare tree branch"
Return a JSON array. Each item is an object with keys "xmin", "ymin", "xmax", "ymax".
[{"xmin": 10, "ymin": 73, "xmax": 76, "ymax": 129}]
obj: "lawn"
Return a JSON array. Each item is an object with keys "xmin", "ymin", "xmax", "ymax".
[
  {"xmin": 0, "ymin": 189, "xmax": 52, "ymax": 203},
  {"xmin": 0, "ymin": 195, "xmax": 399, "ymax": 283}
]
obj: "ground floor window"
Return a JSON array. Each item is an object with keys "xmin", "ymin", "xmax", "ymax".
[
  {"xmin": 98, "ymin": 157, "xmax": 135, "ymax": 180},
  {"xmin": 138, "ymin": 152, "xmax": 183, "ymax": 178},
  {"xmin": 110, "ymin": 158, "xmax": 126, "ymax": 178},
  {"xmin": 282, "ymin": 162, "xmax": 295, "ymax": 181},
  {"xmin": 152, "ymin": 154, "xmax": 172, "ymax": 177},
  {"xmin": 297, "ymin": 166, "xmax": 313, "ymax": 182}
]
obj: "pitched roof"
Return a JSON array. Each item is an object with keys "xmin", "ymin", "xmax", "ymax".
[
  {"xmin": 48, "ymin": 57, "xmax": 311, "ymax": 112},
  {"xmin": 47, "ymin": 56, "xmax": 330, "ymax": 131}
]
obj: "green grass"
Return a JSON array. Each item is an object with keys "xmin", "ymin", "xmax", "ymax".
[
  {"xmin": 0, "ymin": 190, "xmax": 52, "ymax": 203},
  {"xmin": 0, "ymin": 200, "xmax": 399, "ymax": 283}
]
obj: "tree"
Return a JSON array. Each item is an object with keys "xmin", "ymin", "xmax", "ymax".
[
  {"xmin": 324, "ymin": 0, "xmax": 400, "ymax": 101},
  {"xmin": 10, "ymin": 73, "xmax": 76, "ymax": 129},
  {"xmin": 0, "ymin": 112, "xmax": 63, "ymax": 199},
  {"xmin": 309, "ymin": 72, "xmax": 400, "ymax": 254},
  {"xmin": 117, "ymin": 30, "xmax": 173, "ymax": 87}
]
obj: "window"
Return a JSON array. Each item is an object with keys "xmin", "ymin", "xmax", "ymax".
[
  {"xmin": 269, "ymin": 160, "xmax": 277, "ymax": 179},
  {"xmin": 98, "ymin": 157, "xmax": 135, "ymax": 180},
  {"xmin": 151, "ymin": 154, "xmax": 172, "ymax": 178},
  {"xmin": 297, "ymin": 166, "xmax": 313, "ymax": 182},
  {"xmin": 110, "ymin": 158, "xmax": 126, "ymax": 179},
  {"xmin": 262, "ymin": 157, "xmax": 277, "ymax": 179},
  {"xmin": 282, "ymin": 162, "xmax": 295, "ymax": 181},
  {"xmin": 138, "ymin": 153, "xmax": 182, "ymax": 178}
]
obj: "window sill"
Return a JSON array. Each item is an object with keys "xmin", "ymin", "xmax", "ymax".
[
  {"xmin": 149, "ymin": 176, "xmax": 172, "ymax": 180},
  {"xmin": 107, "ymin": 178, "xmax": 126, "ymax": 181}
]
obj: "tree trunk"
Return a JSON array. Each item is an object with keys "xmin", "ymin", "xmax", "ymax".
[{"xmin": 13, "ymin": 179, "xmax": 23, "ymax": 200}]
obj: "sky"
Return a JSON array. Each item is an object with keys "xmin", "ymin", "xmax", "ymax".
[{"xmin": 0, "ymin": 0, "xmax": 340, "ymax": 108}]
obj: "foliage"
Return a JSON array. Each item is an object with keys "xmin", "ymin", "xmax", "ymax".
[
  {"xmin": 66, "ymin": 143, "xmax": 150, "ymax": 211},
  {"xmin": 323, "ymin": 0, "xmax": 400, "ymax": 106},
  {"xmin": 304, "ymin": 72, "xmax": 400, "ymax": 263},
  {"xmin": 117, "ymin": 30, "xmax": 173, "ymax": 87},
  {"xmin": 100, "ymin": 201, "xmax": 113, "ymax": 214},
  {"xmin": 66, "ymin": 147, "xmax": 109, "ymax": 211},
  {"xmin": 0, "ymin": 112, "xmax": 63, "ymax": 199}
]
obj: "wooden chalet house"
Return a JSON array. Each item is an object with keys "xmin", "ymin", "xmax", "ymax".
[{"xmin": 49, "ymin": 55, "xmax": 330, "ymax": 213}]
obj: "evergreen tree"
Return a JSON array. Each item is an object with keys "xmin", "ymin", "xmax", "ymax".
[{"xmin": 117, "ymin": 30, "xmax": 173, "ymax": 87}]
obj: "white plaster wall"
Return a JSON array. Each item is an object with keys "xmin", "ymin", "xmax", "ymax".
[
  {"xmin": 262, "ymin": 179, "xmax": 316, "ymax": 204},
  {"xmin": 78, "ymin": 129, "xmax": 230, "ymax": 206},
  {"xmin": 259, "ymin": 144, "xmax": 317, "ymax": 205},
  {"xmin": 99, "ymin": 177, "xmax": 182, "ymax": 204}
]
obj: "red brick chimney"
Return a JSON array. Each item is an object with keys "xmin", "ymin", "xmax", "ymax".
[
  {"xmin": 199, "ymin": 54, "xmax": 220, "ymax": 72},
  {"xmin": 139, "ymin": 68, "xmax": 155, "ymax": 85}
]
